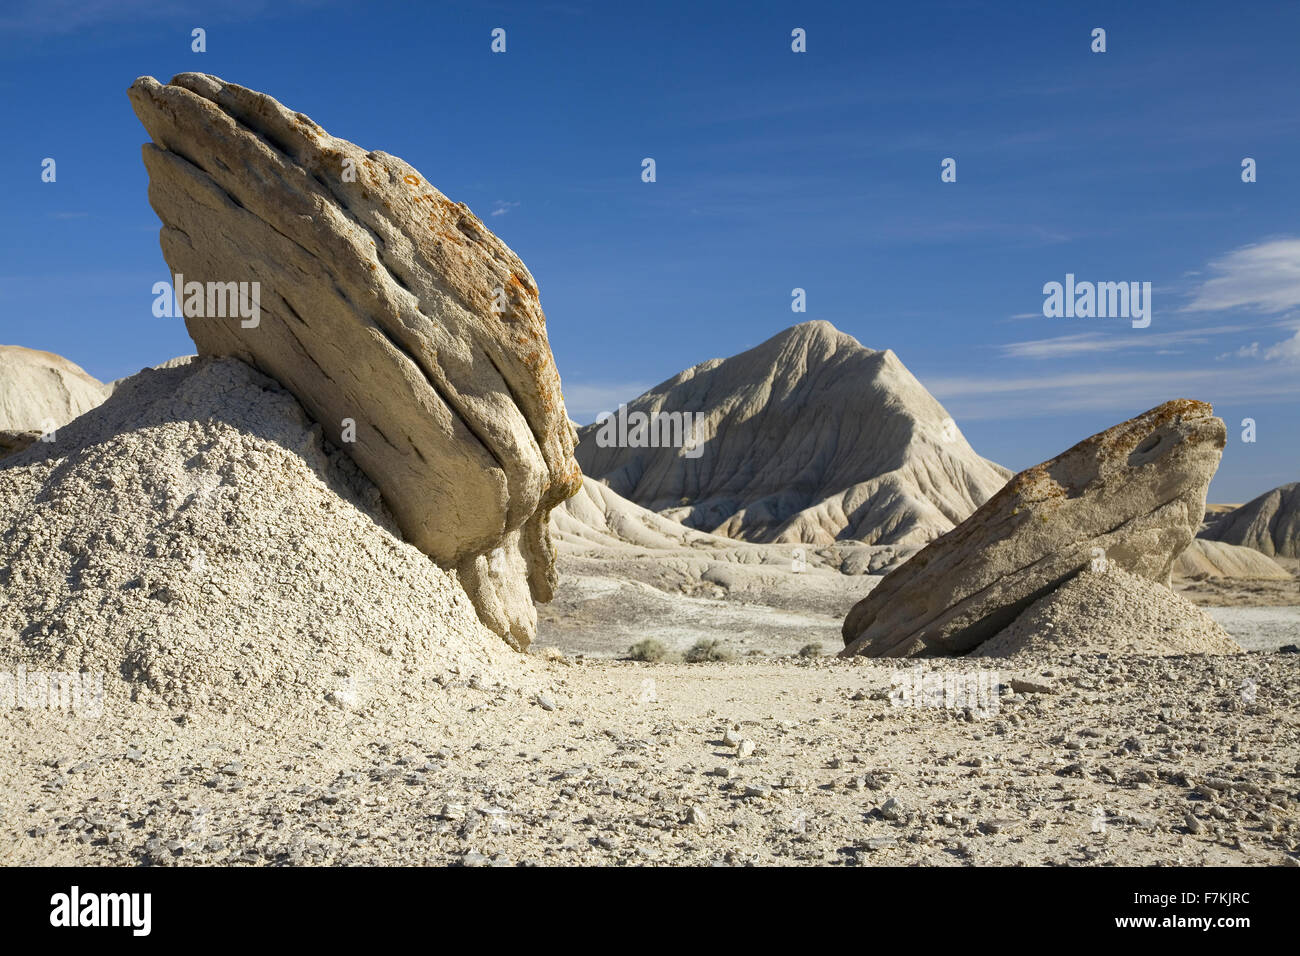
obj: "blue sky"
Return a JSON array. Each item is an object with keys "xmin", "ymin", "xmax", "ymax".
[{"xmin": 2, "ymin": 0, "xmax": 1298, "ymax": 501}]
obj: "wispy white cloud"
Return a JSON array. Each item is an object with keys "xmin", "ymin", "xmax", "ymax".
[
  {"xmin": 1000, "ymin": 323, "xmax": 1254, "ymax": 360},
  {"xmin": 1185, "ymin": 238, "xmax": 1300, "ymax": 314},
  {"xmin": 998, "ymin": 239, "xmax": 1300, "ymax": 366},
  {"xmin": 1261, "ymin": 329, "xmax": 1300, "ymax": 361},
  {"xmin": 929, "ymin": 364, "xmax": 1300, "ymax": 421},
  {"xmin": 1218, "ymin": 342, "xmax": 1261, "ymax": 360},
  {"xmin": 490, "ymin": 200, "xmax": 520, "ymax": 218},
  {"xmin": 560, "ymin": 381, "xmax": 653, "ymax": 425}
]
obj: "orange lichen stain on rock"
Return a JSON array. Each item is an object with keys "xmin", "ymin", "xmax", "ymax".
[
  {"xmin": 505, "ymin": 272, "xmax": 538, "ymax": 300},
  {"xmin": 403, "ymin": 174, "xmax": 421, "ymax": 187},
  {"xmin": 564, "ymin": 462, "xmax": 584, "ymax": 491}
]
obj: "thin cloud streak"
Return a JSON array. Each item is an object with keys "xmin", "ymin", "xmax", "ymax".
[
  {"xmin": 1184, "ymin": 238, "xmax": 1300, "ymax": 314},
  {"xmin": 1000, "ymin": 324, "xmax": 1256, "ymax": 360},
  {"xmin": 929, "ymin": 363, "xmax": 1300, "ymax": 421}
]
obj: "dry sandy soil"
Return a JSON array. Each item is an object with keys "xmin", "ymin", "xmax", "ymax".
[
  {"xmin": 1177, "ymin": 558, "xmax": 1300, "ymax": 609},
  {"xmin": 1175, "ymin": 558, "xmax": 1300, "ymax": 652},
  {"xmin": 1, "ymin": 360, "xmax": 1295, "ymax": 867},
  {"xmin": 2, "ymin": 649, "xmax": 1298, "ymax": 867}
]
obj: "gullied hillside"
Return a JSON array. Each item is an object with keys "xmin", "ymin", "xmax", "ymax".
[
  {"xmin": 1201, "ymin": 482, "xmax": 1300, "ymax": 558},
  {"xmin": 0, "ymin": 345, "xmax": 107, "ymax": 454},
  {"xmin": 575, "ymin": 321, "xmax": 1009, "ymax": 546}
]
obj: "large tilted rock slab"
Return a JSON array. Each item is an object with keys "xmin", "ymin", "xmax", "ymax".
[
  {"xmin": 1200, "ymin": 482, "xmax": 1300, "ymax": 559},
  {"xmin": 842, "ymin": 400, "xmax": 1226, "ymax": 657},
  {"xmin": 128, "ymin": 73, "xmax": 581, "ymax": 647}
]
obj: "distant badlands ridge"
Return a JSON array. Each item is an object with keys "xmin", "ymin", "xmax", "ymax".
[
  {"xmin": 0, "ymin": 346, "xmax": 108, "ymax": 456},
  {"xmin": 2, "ymin": 326, "xmax": 1294, "ymax": 582},
  {"xmin": 575, "ymin": 320, "xmax": 1010, "ymax": 548}
]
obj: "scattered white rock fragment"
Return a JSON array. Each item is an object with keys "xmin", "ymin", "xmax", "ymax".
[{"xmin": 880, "ymin": 797, "xmax": 905, "ymax": 821}]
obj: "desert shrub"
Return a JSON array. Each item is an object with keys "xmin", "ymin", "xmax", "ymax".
[
  {"xmin": 626, "ymin": 639, "xmax": 670, "ymax": 662},
  {"xmin": 684, "ymin": 638, "xmax": 734, "ymax": 663}
]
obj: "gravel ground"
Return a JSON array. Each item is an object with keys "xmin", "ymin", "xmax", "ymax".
[
  {"xmin": 3, "ymin": 651, "xmax": 1297, "ymax": 867},
  {"xmin": 2, "ymin": 357, "xmax": 1295, "ymax": 867}
]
